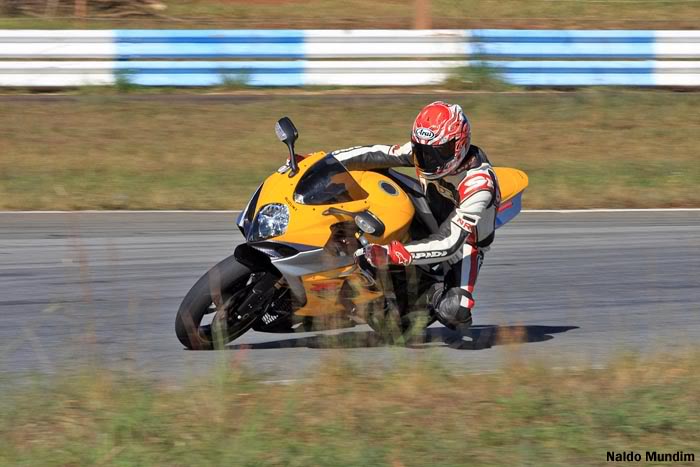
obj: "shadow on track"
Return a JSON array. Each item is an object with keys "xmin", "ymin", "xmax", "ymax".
[{"xmin": 227, "ymin": 324, "xmax": 579, "ymax": 351}]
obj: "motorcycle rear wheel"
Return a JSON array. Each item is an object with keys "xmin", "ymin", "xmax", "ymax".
[{"xmin": 175, "ymin": 255, "xmax": 259, "ymax": 350}]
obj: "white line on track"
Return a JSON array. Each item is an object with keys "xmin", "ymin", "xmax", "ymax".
[
  {"xmin": 259, "ymin": 364, "xmax": 613, "ymax": 383},
  {"xmin": 1, "ymin": 209, "xmax": 699, "ymax": 215},
  {"xmin": 261, "ymin": 379, "xmax": 302, "ymax": 385},
  {"xmin": 0, "ymin": 210, "xmax": 240, "ymax": 214},
  {"xmin": 521, "ymin": 208, "xmax": 700, "ymax": 213}
]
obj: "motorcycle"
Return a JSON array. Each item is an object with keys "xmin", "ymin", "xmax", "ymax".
[{"xmin": 175, "ymin": 117, "xmax": 528, "ymax": 350}]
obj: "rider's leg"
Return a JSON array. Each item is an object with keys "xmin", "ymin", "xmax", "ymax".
[{"xmin": 429, "ymin": 243, "xmax": 484, "ymax": 330}]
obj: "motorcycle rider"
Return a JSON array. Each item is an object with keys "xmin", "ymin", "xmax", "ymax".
[{"xmin": 331, "ymin": 101, "xmax": 499, "ymax": 331}]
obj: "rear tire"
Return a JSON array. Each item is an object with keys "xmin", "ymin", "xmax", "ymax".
[{"xmin": 175, "ymin": 255, "xmax": 255, "ymax": 350}]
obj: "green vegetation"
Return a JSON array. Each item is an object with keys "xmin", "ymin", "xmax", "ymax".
[
  {"xmin": 218, "ymin": 72, "xmax": 252, "ymax": 90},
  {"xmin": 0, "ymin": 0, "xmax": 698, "ymax": 29},
  {"xmin": 113, "ymin": 70, "xmax": 140, "ymax": 94},
  {"xmin": 445, "ymin": 62, "xmax": 513, "ymax": 91},
  {"xmin": 1, "ymin": 350, "xmax": 699, "ymax": 466},
  {"xmin": 1, "ymin": 89, "xmax": 698, "ymax": 210}
]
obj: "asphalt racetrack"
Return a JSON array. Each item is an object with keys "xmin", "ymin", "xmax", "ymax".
[{"xmin": 1, "ymin": 211, "xmax": 698, "ymax": 381}]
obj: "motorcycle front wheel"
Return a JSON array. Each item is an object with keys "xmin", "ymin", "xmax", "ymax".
[{"xmin": 175, "ymin": 254, "xmax": 262, "ymax": 350}]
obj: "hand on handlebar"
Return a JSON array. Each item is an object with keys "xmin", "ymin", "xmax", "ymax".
[{"xmin": 355, "ymin": 241, "xmax": 412, "ymax": 267}]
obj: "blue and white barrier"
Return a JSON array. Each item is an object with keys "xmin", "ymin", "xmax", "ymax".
[
  {"xmin": 470, "ymin": 29, "xmax": 700, "ymax": 59},
  {"xmin": 493, "ymin": 61, "xmax": 700, "ymax": 86},
  {"xmin": 5, "ymin": 60, "xmax": 697, "ymax": 87},
  {"xmin": 1, "ymin": 29, "xmax": 698, "ymax": 87},
  {"xmin": 0, "ymin": 30, "xmax": 115, "ymax": 58},
  {"xmin": 4, "ymin": 29, "xmax": 697, "ymax": 59}
]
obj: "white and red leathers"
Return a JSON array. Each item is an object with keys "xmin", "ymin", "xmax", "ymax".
[{"xmin": 333, "ymin": 142, "xmax": 499, "ymax": 327}]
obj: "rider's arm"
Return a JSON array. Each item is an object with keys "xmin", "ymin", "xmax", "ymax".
[
  {"xmin": 362, "ymin": 189, "xmax": 493, "ymax": 268},
  {"xmin": 404, "ymin": 176, "xmax": 495, "ymax": 265},
  {"xmin": 404, "ymin": 191, "xmax": 491, "ymax": 265},
  {"xmin": 332, "ymin": 143, "xmax": 413, "ymax": 171}
]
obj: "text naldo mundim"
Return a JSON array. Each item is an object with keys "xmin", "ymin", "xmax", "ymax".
[{"xmin": 607, "ymin": 451, "xmax": 695, "ymax": 463}]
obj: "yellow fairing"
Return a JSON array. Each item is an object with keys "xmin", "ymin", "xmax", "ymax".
[
  {"xmin": 294, "ymin": 266, "xmax": 384, "ymax": 317},
  {"xmin": 253, "ymin": 152, "xmax": 414, "ymax": 317},
  {"xmin": 254, "ymin": 152, "xmax": 415, "ymax": 248},
  {"xmin": 351, "ymin": 170, "xmax": 415, "ymax": 243},
  {"xmin": 494, "ymin": 167, "xmax": 529, "ymax": 202}
]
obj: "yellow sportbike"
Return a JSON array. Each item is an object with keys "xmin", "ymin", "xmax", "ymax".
[{"xmin": 175, "ymin": 118, "xmax": 528, "ymax": 350}]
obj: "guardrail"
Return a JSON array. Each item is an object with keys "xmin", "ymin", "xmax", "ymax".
[{"xmin": 1, "ymin": 29, "xmax": 698, "ymax": 87}]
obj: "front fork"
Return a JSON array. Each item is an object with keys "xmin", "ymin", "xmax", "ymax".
[
  {"xmin": 354, "ymin": 232, "xmax": 403, "ymax": 321},
  {"xmin": 220, "ymin": 272, "xmax": 282, "ymax": 327},
  {"xmin": 354, "ymin": 232, "xmax": 380, "ymax": 289}
]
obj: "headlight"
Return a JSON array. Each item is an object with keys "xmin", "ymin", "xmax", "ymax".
[{"xmin": 249, "ymin": 204, "xmax": 290, "ymax": 241}]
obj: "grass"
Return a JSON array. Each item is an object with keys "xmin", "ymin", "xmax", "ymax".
[
  {"xmin": 1, "ymin": 89, "xmax": 699, "ymax": 210},
  {"xmin": 1, "ymin": 350, "xmax": 699, "ymax": 466},
  {"xmin": 0, "ymin": 0, "xmax": 699, "ymax": 29},
  {"xmin": 445, "ymin": 62, "xmax": 514, "ymax": 91}
]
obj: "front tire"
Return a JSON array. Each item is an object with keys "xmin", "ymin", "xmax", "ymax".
[{"xmin": 175, "ymin": 255, "xmax": 256, "ymax": 350}]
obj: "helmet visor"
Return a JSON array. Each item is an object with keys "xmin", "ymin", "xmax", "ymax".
[{"xmin": 412, "ymin": 140, "xmax": 456, "ymax": 176}]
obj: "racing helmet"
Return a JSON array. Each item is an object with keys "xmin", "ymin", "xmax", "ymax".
[{"xmin": 411, "ymin": 101, "xmax": 471, "ymax": 180}]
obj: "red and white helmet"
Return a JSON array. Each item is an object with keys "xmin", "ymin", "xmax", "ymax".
[{"xmin": 411, "ymin": 101, "xmax": 471, "ymax": 180}]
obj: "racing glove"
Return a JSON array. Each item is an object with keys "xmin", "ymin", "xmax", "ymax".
[{"xmin": 363, "ymin": 241, "xmax": 412, "ymax": 267}]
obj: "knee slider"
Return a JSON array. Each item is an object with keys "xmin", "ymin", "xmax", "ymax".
[{"xmin": 435, "ymin": 288, "xmax": 473, "ymax": 325}]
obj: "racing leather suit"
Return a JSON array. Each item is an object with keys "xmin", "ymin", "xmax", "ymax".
[{"xmin": 332, "ymin": 143, "xmax": 500, "ymax": 326}]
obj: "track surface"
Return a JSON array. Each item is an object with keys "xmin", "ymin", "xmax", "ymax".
[{"xmin": 1, "ymin": 211, "xmax": 698, "ymax": 381}]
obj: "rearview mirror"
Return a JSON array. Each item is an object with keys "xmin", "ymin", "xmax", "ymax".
[
  {"xmin": 275, "ymin": 117, "xmax": 300, "ymax": 177},
  {"xmin": 275, "ymin": 117, "xmax": 298, "ymax": 144}
]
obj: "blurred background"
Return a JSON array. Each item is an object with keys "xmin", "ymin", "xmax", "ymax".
[
  {"xmin": 0, "ymin": 1, "xmax": 699, "ymax": 466},
  {"xmin": 1, "ymin": 0, "xmax": 699, "ymax": 210}
]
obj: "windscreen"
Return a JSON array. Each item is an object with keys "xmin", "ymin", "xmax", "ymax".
[{"xmin": 293, "ymin": 155, "xmax": 368, "ymax": 205}]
